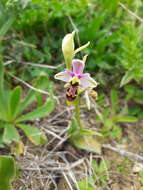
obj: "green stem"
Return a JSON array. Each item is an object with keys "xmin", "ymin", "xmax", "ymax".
[{"xmin": 74, "ymin": 98, "xmax": 83, "ymax": 129}]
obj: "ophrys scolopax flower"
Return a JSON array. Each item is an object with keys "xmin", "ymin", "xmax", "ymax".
[{"xmin": 54, "ymin": 59, "xmax": 97, "ymax": 101}]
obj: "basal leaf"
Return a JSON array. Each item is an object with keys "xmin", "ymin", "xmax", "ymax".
[
  {"xmin": 72, "ymin": 135, "xmax": 101, "ymax": 154},
  {"xmin": 69, "ymin": 119, "xmax": 101, "ymax": 153},
  {"xmin": 17, "ymin": 124, "xmax": 47, "ymax": 145},
  {"xmin": 0, "ymin": 156, "xmax": 16, "ymax": 190},
  {"xmin": 9, "ymin": 86, "xmax": 22, "ymax": 120},
  {"xmin": 16, "ymin": 98, "xmax": 55, "ymax": 122},
  {"xmin": 3, "ymin": 124, "xmax": 20, "ymax": 144}
]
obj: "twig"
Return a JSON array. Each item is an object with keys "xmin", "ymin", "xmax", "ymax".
[
  {"xmin": 63, "ymin": 172, "xmax": 74, "ymax": 190},
  {"xmin": 134, "ymin": 162, "xmax": 143, "ymax": 169},
  {"xmin": 19, "ymin": 61, "xmax": 63, "ymax": 69},
  {"xmin": 67, "ymin": 15, "xmax": 81, "ymax": 55},
  {"xmin": 47, "ymin": 107, "xmax": 74, "ymax": 123},
  {"xmin": 40, "ymin": 127, "xmax": 68, "ymax": 160},
  {"xmin": 103, "ymin": 144, "xmax": 143, "ymax": 162},
  {"xmin": 40, "ymin": 127, "xmax": 63, "ymax": 141},
  {"xmin": 7, "ymin": 72, "xmax": 50, "ymax": 95},
  {"xmin": 46, "ymin": 134, "xmax": 69, "ymax": 157},
  {"xmin": 119, "ymin": 2, "xmax": 143, "ymax": 22},
  {"xmin": 22, "ymin": 158, "xmax": 84, "ymax": 172},
  {"xmin": 4, "ymin": 59, "xmax": 63, "ymax": 69},
  {"xmin": 3, "ymin": 60, "xmax": 14, "ymax": 66}
]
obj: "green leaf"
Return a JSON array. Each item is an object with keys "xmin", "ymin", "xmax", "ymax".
[
  {"xmin": 0, "ymin": 16, "xmax": 15, "ymax": 37},
  {"xmin": 110, "ymin": 89, "xmax": 119, "ymax": 112},
  {"xmin": 17, "ymin": 124, "xmax": 47, "ymax": 145},
  {"xmin": 73, "ymin": 135, "xmax": 101, "ymax": 154},
  {"xmin": 111, "ymin": 125, "xmax": 122, "ymax": 139},
  {"xmin": 69, "ymin": 119, "xmax": 101, "ymax": 153},
  {"xmin": 0, "ymin": 89, "xmax": 11, "ymax": 121},
  {"xmin": 16, "ymin": 98, "xmax": 55, "ymax": 122},
  {"xmin": 78, "ymin": 179, "xmax": 94, "ymax": 190},
  {"xmin": 0, "ymin": 129, "xmax": 4, "ymax": 148},
  {"xmin": 104, "ymin": 118, "xmax": 114, "ymax": 129},
  {"xmin": 99, "ymin": 160, "xmax": 110, "ymax": 173},
  {"xmin": 2, "ymin": 124, "xmax": 20, "ymax": 144},
  {"xmin": 0, "ymin": 93, "xmax": 7, "ymax": 120},
  {"xmin": 35, "ymin": 92, "xmax": 43, "ymax": 106},
  {"xmin": 0, "ymin": 62, "xmax": 4, "ymax": 93},
  {"xmin": 80, "ymin": 128, "xmax": 102, "ymax": 137},
  {"xmin": 115, "ymin": 115, "xmax": 137, "ymax": 122},
  {"xmin": 0, "ymin": 156, "xmax": 16, "ymax": 190},
  {"xmin": 120, "ymin": 70, "xmax": 135, "ymax": 87},
  {"xmin": 9, "ymin": 86, "xmax": 22, "ymax": 120}
]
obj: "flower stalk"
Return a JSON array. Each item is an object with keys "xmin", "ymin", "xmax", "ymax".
[{"xmin": 74, "ymin": 98, "xmax": 83, "ymax": 129}]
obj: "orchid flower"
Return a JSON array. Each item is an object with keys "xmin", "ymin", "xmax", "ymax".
[{"xmin": 54, "ymin": 59, "xmax": 97, "ymax": 90}]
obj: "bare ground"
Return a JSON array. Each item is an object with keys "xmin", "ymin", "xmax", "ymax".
[{"xmin": 1, "ymin": 88, "xmax": 143, "ymax": 190}]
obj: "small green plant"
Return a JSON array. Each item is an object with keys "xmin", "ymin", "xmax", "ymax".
[
  {"xmin": 78, "ymin": 180, "xmax": 94, "ymax": 190},
  {"xmin": 125, "ymin": 85, "xmax": 143, "ymax": 105},
  {"xmin": 92, "ymin": 159, "xmax": 110, "ymax": 185},
  {"xmin": 0, "ymin": 0, "xmax": 31, "ymax": 37},
  {"xmin": 54, "ymin": 31, "xmax": 102, "ymax": 153},
  {"xmin": 116, "ymin": 158, "xmax": 132, "ymax": 175},
  {"xmin": 96, "ymin": 89, "xmax": 137, "ymax": 139},
  {"xmin": 77, "ymin": 159, "xmax": 110, "ymax": 190},
  {"xmin": 0, "ymin": 62, "xmax": 55, "ymax": 151},
  {"xmin": 0, "ymin": 156, "xmax": 16, "ymax": 190},
  {"xmin": 119, "ymin": 21, "xmax": 143, "ymax": 87}
]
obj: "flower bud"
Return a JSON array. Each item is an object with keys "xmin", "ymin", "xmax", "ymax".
[{"xmin": 62, "ymin": 31, "xmax": 75, "ymax": 69}]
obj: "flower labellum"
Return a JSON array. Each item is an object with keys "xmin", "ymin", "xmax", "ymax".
[{"xmin": 66, "ymin": 82, "xmax": 79, "ymax": 101}]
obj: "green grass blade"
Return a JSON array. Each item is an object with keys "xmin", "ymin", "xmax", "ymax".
[
  {"xmin": 115, "ymin": 115, "xmax": 137, "ymax": 123},
  {"xmin": 0, "ymin": 16, "xmax": 15, "ymax": 37},
  {"xmin": 2, "ymin": 124, "xmax": 20, "ymax": 144},
  {"xmin": 0, "ymin": 62, "xmax": 4, "ymax": 93}
]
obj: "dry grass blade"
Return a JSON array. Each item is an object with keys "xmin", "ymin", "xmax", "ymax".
[
  {"xmin": 119, "ymin": 2, "xmax": 143, "ymax": 22},
  {"xmin": 103, "ymin": 144, "xmax": 143, "ymax": 162},
  {"xmin": 8, "ymin": 72, "xmax": 50, "ymax": 95},
  {"xmin": 4, "ymin": 59, "xmax": 63, "ymax": 69}
]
